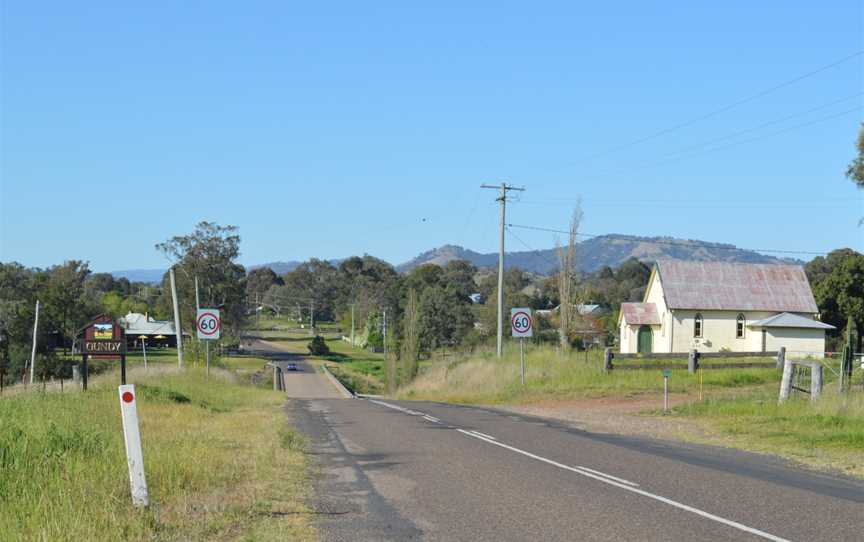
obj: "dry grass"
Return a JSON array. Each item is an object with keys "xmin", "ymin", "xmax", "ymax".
[{"xmin": 0, "ymin": 366, "xmax": 315, "ymax": 541}]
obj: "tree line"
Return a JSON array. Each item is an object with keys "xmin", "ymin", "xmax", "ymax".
[{"xmin": 2, "ymin": 218, "xmax": 860, "ymax": 386}]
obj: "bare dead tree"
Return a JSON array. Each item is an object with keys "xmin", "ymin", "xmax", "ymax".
[{"xmin": 557, "ymin": 203, "xmax": 583, "ymax": 350}]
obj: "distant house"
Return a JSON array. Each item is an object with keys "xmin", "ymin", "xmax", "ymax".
[
  {"xmin": 469, "ymin": 293, "xmax": 484, "ymax": 305},
  {"xmin": 618, "ymin": 261, "xmax": 834, "ymax": 355},
  {"xmin": 119, "ymin": 312, "xmax": 180, "ymax": 347},
  {"xmin": 535, "ymin": 303, "xmax": 610, "ymax": 318}
]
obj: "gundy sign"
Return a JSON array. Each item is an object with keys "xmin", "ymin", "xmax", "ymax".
[{"xmin": 82, "ymin": 314, "xmax": 126, "ymax": 358}]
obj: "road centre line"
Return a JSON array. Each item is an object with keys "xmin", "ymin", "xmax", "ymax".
[
  {"xmin": 366, "ymin": 400, "xmax": 789, "ymax": 542},
  {"xmin": 466, "ymin": 430, "xmax": 497, "ymax": 441},
  {"xmin": 456, "ymin": 429, "xmax": 790, "ymax": 542}
]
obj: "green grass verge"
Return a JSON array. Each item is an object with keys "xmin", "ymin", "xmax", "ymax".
[
  {"xmin": 396, "ymin": 346, "xmax": 784, "ymax": 404},
  {"xmin": 673, "ymin": 391, "xmax": 864, "ymax": 478},
  {"xmin": 0, "ymin": 367, "xmax": 315, "ymax": 541}
]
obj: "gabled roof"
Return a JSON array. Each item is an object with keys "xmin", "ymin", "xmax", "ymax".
[
  {"xmin": 655, "ymin": 260, "xmax": 818, "ymax": 313},
  {"xmin": 747, "ymin": 312, "xmax": 835, "ymax": 330},
  {"xmin": 120, "ymin": 312, "xmax": 177, "ymax": 336},
  {"xmin": 620, "ymin": 303, "xmax": 661, "ymax": 325}
]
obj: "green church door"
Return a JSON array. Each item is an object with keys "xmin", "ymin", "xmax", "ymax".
[{"xmin": 637, "ymin": 325, "xmax": 653, "ymax": 354}]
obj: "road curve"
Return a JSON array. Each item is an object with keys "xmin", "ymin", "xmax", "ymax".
[
  {"xmin": 246, "ymin": 338, "xmax": 345, "ymax": 399},
  {"xmin": 289, "ymin": 396, "xmax": 864, "ymax": 542}
]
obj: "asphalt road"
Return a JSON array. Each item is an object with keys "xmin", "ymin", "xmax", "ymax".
[
  {"xmin": 248, "ymin": 340, "xmax": 864, "ymax": 541},
  {"xmin": 291, "ymin": 399, "xmax": 863, "ymax": 541}
]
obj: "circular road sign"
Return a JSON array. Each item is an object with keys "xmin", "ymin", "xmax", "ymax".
[
  {"xmin": 196, "ymin": 311, "xmax": 221, "ymax": 338},
  {"xmin": 511, "ymin": 310, "xmax": 532, "ymax": 336}
]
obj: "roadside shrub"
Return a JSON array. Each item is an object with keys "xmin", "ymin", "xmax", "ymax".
[{"xmin": 307, "ymin": 335, "xmax": 330, "ymax": 356}]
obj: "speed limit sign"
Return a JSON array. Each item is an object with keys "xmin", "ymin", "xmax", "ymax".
[
  {"xmin": 510, "ymin": 308, "xmax": 533, "ymax": 338},
  {"xmin": 196, "ymin": 309, "xmax": 221, "ymax": 340}
]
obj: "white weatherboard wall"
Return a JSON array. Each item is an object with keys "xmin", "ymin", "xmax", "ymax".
[
  {"xmin": 763, "ymin": 327, "xmax": 826, "ymax": 357},
  {"xmin": 644, "ymin": 273, "xmax": 670, "ymax": 353},
  {"xmin": 670, "ymin": 310, "xmax": 776, "ymax": 353}
]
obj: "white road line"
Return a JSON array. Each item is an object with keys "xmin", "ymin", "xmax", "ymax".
[
  {"xmin": 467, "ymin": 430, "xmax": 497, "ymax": 441},
  {"xmin": 423, "ymin": 415, "xmax": 442, "ymax": 424},
  {"xmin": 456, "ymin": 430, "xmax": 790, "ymax": 542},
  {"xmin": 576, "ymin": 466, "xmax": 639, "ymax": 487}
]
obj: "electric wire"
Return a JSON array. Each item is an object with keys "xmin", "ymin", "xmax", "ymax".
[{"xmin": 569, "ymin": 50, "xmax": 864, "ymax": 166}]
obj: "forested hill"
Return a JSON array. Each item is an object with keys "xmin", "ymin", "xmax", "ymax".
[{"xmin": 396, "ymin": 235, "xmax": 798, "ymax": 275}]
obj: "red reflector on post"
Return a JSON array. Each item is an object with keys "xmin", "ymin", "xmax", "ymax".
[{"xmin": 122, "ymin": 391, "xmax": 134, "ymax": 403}]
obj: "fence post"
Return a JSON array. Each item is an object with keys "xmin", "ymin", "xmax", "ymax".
[
  {"xmin": 811, "ymin": 363, "xmax": 822, "ymax": 401},
  {"xmin": 778, "ymin": 358, "xmax": 794, "ymax": 402},
  {"xmin": 688, "ymin": 349, "xmax": 698, "ymax": 374},
  {"xmin": 603, "ymin": 348, "xmax": 613, "ymax": 373},
  {"xmin": 273, "ymin": 365, "xmax": 279, "ymax": 391},
  {"xmin": 72, "ymin": 364, "xmax": 80, "ymax": 383},
  {"xmin": 776, "ymin": 347, "xmax": 786, "ymax": 370}
]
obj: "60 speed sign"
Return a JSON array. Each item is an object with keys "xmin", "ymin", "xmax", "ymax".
[
  {"xmin": 510, "ymin": 308, "xmax": 533, "ymax": 338},
  {"xmin": 196, "ymin": 309, "xmax": 221, "ymax": 340}
]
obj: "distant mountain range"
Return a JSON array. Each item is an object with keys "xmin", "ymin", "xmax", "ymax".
[
  {"xmin": 395, "ymin": 234, "xmax": 798, "ymax": 275},
  {"xmin": 111, "ymin": 234, "xmax": 799, "ymax": 282}
]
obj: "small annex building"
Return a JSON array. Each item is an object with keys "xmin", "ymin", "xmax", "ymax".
[
  {"xmin": 618, "ymin": 260, "xmax": 834, "ymax": 355},
  {"xmin": 119, "ymin": 312, "xmax": 180, "ymax": 348}
]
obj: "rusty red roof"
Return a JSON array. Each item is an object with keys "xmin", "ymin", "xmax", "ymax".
[
  {"xmin": 621, "ymin": 302, "xmax": 661, "ymax": 325},
  {"xmin": 655, "ymin": 260, "xmax": 818, "ymax": 313}
]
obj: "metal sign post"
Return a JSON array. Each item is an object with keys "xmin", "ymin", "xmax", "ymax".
[
  {"xmin": 520, "ymin": 338, "xmax": 525, "ymax": 386},
  {"xmin": 196, "ymin": 309, "xmax": 221, "ymax": 378},
  {"xmin": 511, "ymin": 308, "xmax": 533, "ymax": 386},
  {"xmin": 118, "ymin": 385, "xmax": 149, "ymax": 506},
  {"xmin": 662, "ymin": 369, "xmax": 671, "ymax": 413}
]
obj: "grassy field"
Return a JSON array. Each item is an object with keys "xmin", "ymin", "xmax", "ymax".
[
  {"xmin": 396, "ymin": 345, "xmax": 782, "ymax": 404},
  {"xmin": 673, "ymin": 390, "xmax": 864, "ymax": 478},
  {"xmin": 0, "ymin": 366, "xmax": 315, "ymax": 541}
]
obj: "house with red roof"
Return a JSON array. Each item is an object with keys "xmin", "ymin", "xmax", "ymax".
[{"xmin": 618, "ymin": 260, "xmax": 834, "ymax": 355}]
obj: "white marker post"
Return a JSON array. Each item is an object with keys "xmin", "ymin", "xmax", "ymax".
[
  {"xmin": 118, "ymin": 385, "xmax": 149, "ymax": 506},
  {"xmin": 511, "ymin": 308, "xmax": 533, "ymax": 386}
]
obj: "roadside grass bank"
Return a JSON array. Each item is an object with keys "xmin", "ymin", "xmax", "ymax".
[
  {"xmin": 396, "ymin": 346, "xmax": 781, "ymax": 404},
  {"xmin": 672, "ymin": 390, "xmax": 864, "ymax": 478},
  {"xmin": 0, "ymin": 366, "xmax": 315, "ymax": 541}
]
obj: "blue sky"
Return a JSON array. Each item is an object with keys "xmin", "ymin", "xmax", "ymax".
[{"xmin": 1, "ymin": 1, "xmax": 862, "ymax": 272}]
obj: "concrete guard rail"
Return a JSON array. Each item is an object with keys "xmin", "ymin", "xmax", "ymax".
[{"xmin": 321, "ymin": 364, "xmax": 355, "ymax": 399}]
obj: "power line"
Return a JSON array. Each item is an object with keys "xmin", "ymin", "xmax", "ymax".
[
  {"xmin": 569, "ymin": 50, "xmax": 864, "ymax": 166},
  {"xmin": 505, "ymin": 227, "xmax": 562, "ymax": 270},
  {"xmin": 506, "ymin": 223, "xmax": 829, "ymax": 257},
  {"xmin": 550, "ymin": 105, "xmax": 862, "ymax": 183}
]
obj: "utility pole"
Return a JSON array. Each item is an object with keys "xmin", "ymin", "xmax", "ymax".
[
  {"xmin": 351, "ymin": 304, "xmax": 355, "ymax": 347},
  {"xmin": 194, "ymin": 276, "xmax": 201, "ymax": 312},
  {"xmin": 309, "ymin": 300, "xmax": 315, "ymax": 335},
  {"xmin": 29, "ymin": 300, "xmax": 40, "ymax": 385},
  {"xmin": 169, "ymin": 268, "xmax": 184, "ymax": 368},
  {"xmin": 382, "ymin": 309, "xmax": 387, "ymax": 360},
  {"xmin": 481, "ymin": 182, "xmax": 525, "ymax": 358}
]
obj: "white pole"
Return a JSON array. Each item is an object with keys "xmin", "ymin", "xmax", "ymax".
[
  {"xmin": 169, "ymin": 268, "xmax": 184, "ymax": 368},
  {"xmin": 205, "ymin": 340, "xmax": 210, "ymax": 378},
  {"xmin": 29, "ymin": 300, "xmax": 40, "ymax": 385},
  {"xmin": 142, "ymin": 339, "xmax": 148, "ymax": 372},
  {"xmin": 118, "ymin": 385, "xmax": 149, "ymax": 506}
]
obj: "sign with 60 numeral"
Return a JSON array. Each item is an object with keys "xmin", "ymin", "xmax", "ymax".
[
  {"xmin": 510, "ymin": 308, "xmax": 533, "ymax": 338},
  {"xmin": 196, "ymin": 309, "xmax": 221, "ymax": 340}
]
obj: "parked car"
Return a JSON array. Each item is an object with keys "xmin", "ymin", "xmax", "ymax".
[{"xmin": 286, "ymin": 362, "xmax": 298, "ymax": 371}]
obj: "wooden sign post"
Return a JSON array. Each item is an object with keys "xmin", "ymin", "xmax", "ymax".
[{"xmin": 80, "ymin": 315, "xmax": 127, "ymax": 389}]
